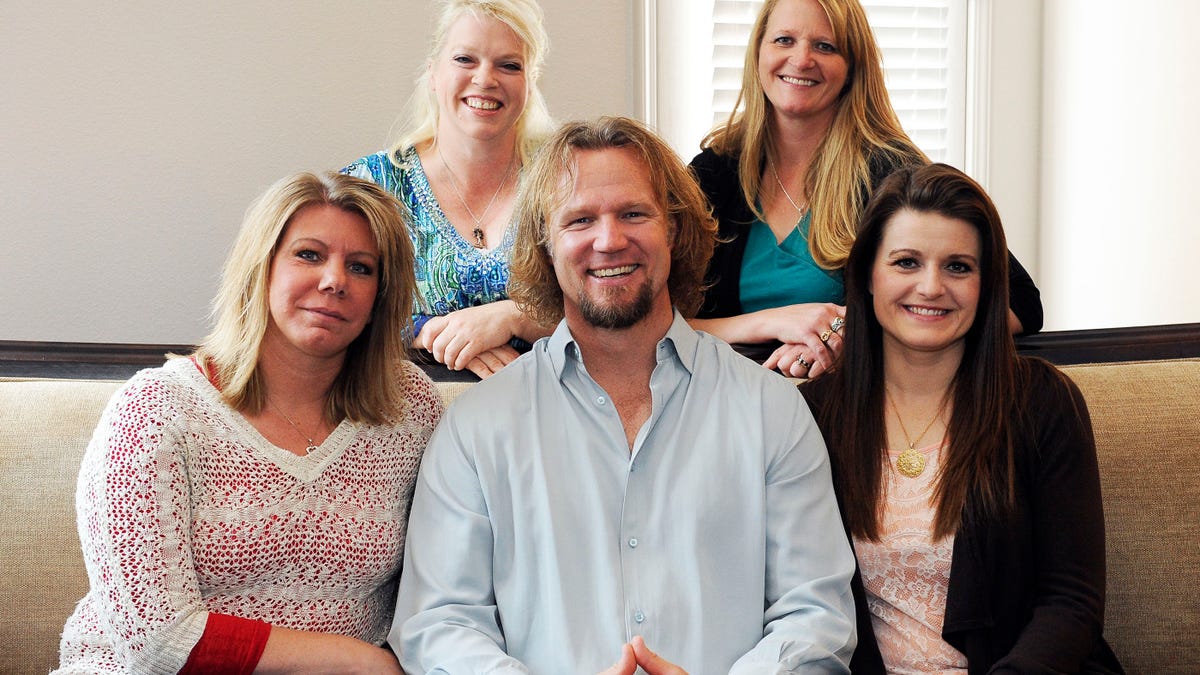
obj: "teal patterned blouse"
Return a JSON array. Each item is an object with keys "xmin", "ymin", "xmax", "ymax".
[{"xmin": 342, "ymin": 147, "xmax": 516, "ymax": 336}]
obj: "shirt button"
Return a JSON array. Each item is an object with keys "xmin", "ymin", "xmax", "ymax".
[
  {"xmin": 634, "ymin": 610, "xmax": 645, "ymax": 623},
  {"xmin": 596, "ymin": 395, "xmax": 606, "ymax": 405},
  {"xmin": 628, "ymin": 537, "xmax": 638, "ymax": 548}
]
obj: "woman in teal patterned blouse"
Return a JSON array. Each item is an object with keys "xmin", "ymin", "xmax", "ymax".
[{"xmin": 344, "ymin": 0, "xmax": 554, "ymax": 378}]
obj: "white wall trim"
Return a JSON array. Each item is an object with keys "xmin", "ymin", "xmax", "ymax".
[
  {"xmin": 965, "ymin": 0, "xmax": 992, "ymax": 186},
  {"xmin": 634, "ymin": 0, "xmax": 657, "ymax": 125}
]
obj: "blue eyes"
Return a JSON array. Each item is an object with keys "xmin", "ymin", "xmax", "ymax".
[
  {"xmin": 452, "ymin": 55, "xmax": 523, "ymax": 72},
  {"xmin": 565, "ymin": 212, "xmax": 650, "ymax": 227},
  {"xmin": 295, "ymin": 249, "xmax": 374, "ymax": 276},
  {"xmin": 769, "ymin": 36, "xmax": 838, "ymax": 53}
]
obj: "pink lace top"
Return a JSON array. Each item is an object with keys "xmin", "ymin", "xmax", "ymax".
[{"xmin": 853, "ymin": 441, "xmax": 968, "ymax": 674}]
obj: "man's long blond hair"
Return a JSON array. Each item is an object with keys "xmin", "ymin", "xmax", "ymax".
[{"xmin": 509, "ymin": 117, "xmax": 718, "ymax": 327}]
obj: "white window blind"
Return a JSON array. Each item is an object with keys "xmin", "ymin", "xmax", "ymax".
[{"xmin": 710, "ymin": 0, "xmax": 966, "ymax": 164}]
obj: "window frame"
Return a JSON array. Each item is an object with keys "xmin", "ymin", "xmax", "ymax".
[{"xmin": 636, "ymin": 0, "xmax": 991, "ymax": 177}]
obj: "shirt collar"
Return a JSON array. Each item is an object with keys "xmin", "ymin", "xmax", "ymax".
[
  {"xmin": 546, "ymin": 319, "xmax": 579, "ymax": 379},
  {"xmin": 658, "ymin": 311, "xmax": 699, "ymax": 375},
  {"xmin": 545, "ymin": 310, "xmax": 700, "ymax": 378}
]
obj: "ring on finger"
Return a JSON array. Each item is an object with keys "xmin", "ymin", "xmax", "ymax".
[
  {"xmin": 830, "ymin": 316, "xmax": 845, "ymax": 333},
  {"xmin": 797, "ymin": 356, "xmax": 810, "ymax": 369},
  {"xmin": 819, "ymin": 329, "xmax": 833, "ymax": 343}
]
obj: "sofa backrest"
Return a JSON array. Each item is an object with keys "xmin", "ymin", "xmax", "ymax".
[
  {"xmin": 1, "ymin": 379, "xmax": 120, "ymax": 674},
  {"xmin": 1, "ymin": 360, "xmax": 1197, "ymax": 674},
  {"xmin": 1061, "ymin": 359, "xmax": 1200, "ymax": 674}
]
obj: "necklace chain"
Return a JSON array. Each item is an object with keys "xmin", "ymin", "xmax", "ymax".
[
  {"xmin": 436, "ymin": 142, "xmax": 515, "ymax": 249},
  {"xmin": 886, "ymin": 388, "xmax": 950, "ymax": 449},
  {"xmin": 769, "ymin": 160, "xmax": 808, "ymax": 219},
  {"xmin": 268, "ymin": 397, "xmax": 319, "ymax": 456},
  {"xmin": 885, "ymin": 387, "xmax": 951, "ymax": 478}
]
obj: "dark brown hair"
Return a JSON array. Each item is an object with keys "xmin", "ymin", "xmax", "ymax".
[{"xmin": 823, "ymin": 163, "xmax": 1017, "ymax": 540}]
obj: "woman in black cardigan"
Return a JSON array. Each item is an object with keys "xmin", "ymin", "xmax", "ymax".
[{"xmin": 801, "ymin": 163, "xmax": 1121, "ymax": 673}]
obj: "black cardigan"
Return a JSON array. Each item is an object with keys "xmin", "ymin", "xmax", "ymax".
[
  {"xmin": 688, "ymin": 147, "xmax": 1044, "ymax": 334},
  {"xmin": 801, "ymin": 358, "xmax": 1123, "ymax": 674}
]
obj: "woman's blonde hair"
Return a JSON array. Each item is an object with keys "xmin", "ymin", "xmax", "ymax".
[
  {"xmin": 389, "ymin": 0, "xmax": 554, "ymax": 166},
  {"xmin": 509, "ymin": 117, "xmax": 717, "ymax": 327},
  {"xmin": 703, "ymin": 0, "xmax": 927, "ymax": 269},
  {"xmin": 192, "ymin": 171, "xmax": 416, "ymax": 425}
]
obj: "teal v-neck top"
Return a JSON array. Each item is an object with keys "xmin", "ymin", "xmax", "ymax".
[{"xmin": 739, "ymin": 212, "xmax": 844, "ymax": 313}]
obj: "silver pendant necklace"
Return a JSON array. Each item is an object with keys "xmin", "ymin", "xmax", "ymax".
[
  {"xmin": 436, "ymin": 143, "xmax": 515, "ymax": 249},
  {"xmin": 268, "ymin": 398, "xmax": 319, "ymax": 455},
  {"xmin": 769, "ymin": 159, "xmax": 808, "ymax": 220}
]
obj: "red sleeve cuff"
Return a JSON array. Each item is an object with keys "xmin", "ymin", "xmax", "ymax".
[{"xmin": 179, "ymin": 613, "xmax": 271, "ymax": 675}]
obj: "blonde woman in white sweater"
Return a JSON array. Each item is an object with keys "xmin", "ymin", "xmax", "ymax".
[{"xmin": 55, "ymin": 172, "xmax": 443, "ymax": 674}]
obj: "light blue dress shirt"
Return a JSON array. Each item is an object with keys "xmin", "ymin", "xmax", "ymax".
[{"xmin": 393, "ymin": 312, "xmax": 857, "ymax": 674}]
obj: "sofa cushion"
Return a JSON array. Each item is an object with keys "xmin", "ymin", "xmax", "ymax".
[
  {"xmin": 1062, "ymin": 359, "xmax": 1200, "ymax": 675},
  {"xmin": 0, "ymin": 378, "xmax": 123, "ymax": 673}
]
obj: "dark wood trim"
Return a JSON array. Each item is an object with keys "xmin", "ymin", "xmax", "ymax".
[
  {"xmin": 3, "ymin": 323, "xmax": 1199, "ymax": 380},
  {"xmin": 1014, "ymin": 322, "xmax": 1200, "ymax": 365},
  {"xmin": 0, "ymin": 340, "xmax": 480, "ymax": 382},
  {"xmin": 0, "ymin": 340, "xmax": 188, "ymax": 379},
  {"xmin": 0, "ymin": 340, "xmax": 188, "ymax": 365}
]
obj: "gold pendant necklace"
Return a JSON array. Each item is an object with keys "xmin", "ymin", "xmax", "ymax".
[
  {"xmin": 885, "ymin": 388, "xmax": 950, "ymax": 478},
  {"xmin": 895, "ymin": 446, "xmax": 927, "ymax": 479}
]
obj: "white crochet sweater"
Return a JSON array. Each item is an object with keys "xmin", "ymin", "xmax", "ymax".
[{"xmin": 55, "ymin": 358, "xmax": 443, "ymax": 674}]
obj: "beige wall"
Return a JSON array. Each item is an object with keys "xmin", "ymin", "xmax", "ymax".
[
  {"xmin": 987, "ymin": 0, "xmax": 1200, "ymax": 330},
  {"xmin": 1039, "ymin": 0, "xmax": 1200, "ymax": 329},
  {"xmin": 5, "ymin": 1, "xmax": 1199, "ymax": 342},
  {"xmin": 0, "ymin": 0, "xmax": 631, "ymax": 343}
]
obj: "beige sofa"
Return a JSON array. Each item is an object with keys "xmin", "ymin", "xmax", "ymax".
[{"xmin": 3, "ymin": 361, "xmax": 1197, "ymax": 674}]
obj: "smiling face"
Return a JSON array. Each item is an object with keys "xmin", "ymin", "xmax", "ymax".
[
  {"xmin": 430, "ymin": 12, "xmax": 529, "ymax": 145},
  {"xmin": 548, "ymin": 147, "xmax": 674, "ymax": 332},
  {"xmin": 871, "ymin": 208, "xmax": 981, "ymax": 361},
  {"xmin": 264, "ymin": 203, "xmax": 381, "ymax": 365},
  {"xmin": 757, "ymin": 0, "xmax": 849, "ymax": 127}
]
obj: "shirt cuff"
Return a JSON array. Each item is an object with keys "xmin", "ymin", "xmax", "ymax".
[{"xmin": 178, "ymin": 613, "xmax": 271, "ymax": 675}]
